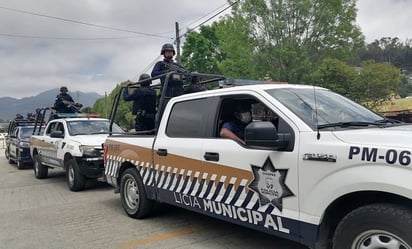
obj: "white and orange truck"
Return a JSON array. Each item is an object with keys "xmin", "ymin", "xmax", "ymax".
[
  {"xmin": 30, "ymin": 111, "xmax": 124, "ymax": 191},
  {"xmin": 103, "ymin": 72, "xmax": 412, "ymax": 249}
]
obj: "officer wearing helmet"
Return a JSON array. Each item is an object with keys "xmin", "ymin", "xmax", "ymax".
[
  {"xmin": 123, "ymin": 74, "xmax": 156, "ymax": 131},
  {"xmin": 151, "ymin": 43, "xmax": 186, "ymax": 98},
  {"xmin": 54, "ymin": 86, "xmax": 76, "ymax": 113}
]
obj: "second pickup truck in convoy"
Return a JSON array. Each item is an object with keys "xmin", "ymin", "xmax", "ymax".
[
  {"xmin": 103, "ymin": 72, "xmax": 412, "ymax": 249},
  {"xmin": 30, "ymin": 112, "xmax": 124, "ymax": 191}
]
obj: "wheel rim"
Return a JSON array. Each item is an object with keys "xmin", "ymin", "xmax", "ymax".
[
  {"xmin": 124, "ymin": 177, "xmax": 139, "ymax": 210},
  {"xmin": 34, "ymin": 159, "xmax": 39, "ymax": 176},
  {"xmin": 352, "ymin": 229, "xmax": 411, "ymax": 249},
  {"xmin": 17, "ymin": 152, "xmax": 21, "ymax": 168},
  {"xmin": 68, "ymin": 165, "xmax": 75, "ymax": 187}
]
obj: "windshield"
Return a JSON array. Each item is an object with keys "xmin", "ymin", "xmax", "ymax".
[
  {"xmin": 67, "ymin": 120, "xmax": 124, "ymax": 136},
  {"xmin": 20, "ymin": 127, "xmax": 35, "ymax": 138},
  {"xmin": 266, "ymin": 88, "xmax": 384, "ymax": 129}
]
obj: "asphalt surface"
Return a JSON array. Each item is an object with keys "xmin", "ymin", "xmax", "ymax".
[{"xmin": 0, "ymin": 148, "xmax": 308, "ymax": 249}]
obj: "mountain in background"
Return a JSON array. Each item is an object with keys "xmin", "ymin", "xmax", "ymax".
[{"xmin": 0, "ymin": 88, "xmax": 103, "ymax": 121}]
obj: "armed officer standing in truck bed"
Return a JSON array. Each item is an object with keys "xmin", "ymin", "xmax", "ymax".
[
  {"xmin": 123, "ymin": 74, "xmax": 156, "ymax": 132},
  {"xmin": 151, "ymin": 43, "xmax": 186, "ymax": 98},
  {"xmin": 54, "ymin": 86, "xmax": 77, "ymax": 113}
]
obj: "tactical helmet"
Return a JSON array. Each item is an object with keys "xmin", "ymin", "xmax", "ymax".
[
  {"xmin": 139, "ymin": 73, "xmax": 152, "ymax": 86},
  {"xmin": 160, "ymin": 43, "xmax": 175, "ymax": 55}
]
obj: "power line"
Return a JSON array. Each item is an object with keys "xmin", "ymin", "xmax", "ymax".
[
  {"xmin": 0, "ymin": 5, "xmax": 173, "ymax": 39},
  {"xmin": 0, "ymin": 32, "xmax": 146, "ymax": 40},
  {"xmin": 182, "ymin": 0, "xmax": 238, "ymax": 37},
  {"xmin": 184, "ymin": 2, "xmax": 229, "ymax": 29},
  {"xmin": 135, "ymin": 1, "xmax": 237, "ymax": 79}
]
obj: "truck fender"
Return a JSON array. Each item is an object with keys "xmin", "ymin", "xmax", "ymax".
[{"xmin": 301, "ymin": 165, "xmax": 412, "ymax": 224}]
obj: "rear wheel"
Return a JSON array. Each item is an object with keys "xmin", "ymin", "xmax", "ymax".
[
  {"xmin": 120, "ymin": 168, "xmax": 153, "ymax": 218},
  {"xmin": 66, "ymin": 159, "xmax": 86, "ymax": 191},
  {"xmin": 33, "ymin": 154, "xmax": 48, "ymax": 179},
  {"xmin": 333, "ymin": 203, "xmax": 412, "ymax": 249}
]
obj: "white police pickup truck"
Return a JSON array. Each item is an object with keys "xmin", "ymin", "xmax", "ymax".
[
  {"xmin": 30, "ymin": 113, "xmax": 124, "ymax": 191},
  {"xmin": 104, "ymin": 77, "xmax": 412, "ymax": 249}
]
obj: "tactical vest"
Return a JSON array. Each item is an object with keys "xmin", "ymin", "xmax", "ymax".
[{"xmin": 132, "ymin": 87, "xmax": 156, "ymax": 115}]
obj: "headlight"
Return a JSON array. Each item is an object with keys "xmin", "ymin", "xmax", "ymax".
[
  {"xmin": 79, "ymin": 145, "xmax": 100, "ymax": 157},
  {"xmin": 19, "ymin": 141, "xmax": 30, "ymax": 148}
]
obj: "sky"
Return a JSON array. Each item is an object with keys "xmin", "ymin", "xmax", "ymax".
[{"xmin": 0, "ymin": 0, "xmax": 411, "ymax": 100}]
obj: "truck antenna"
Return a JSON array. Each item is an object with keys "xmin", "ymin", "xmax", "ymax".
[{"xmin": 313, "ymin": 85, "xmax": 320, "ymax": 140}]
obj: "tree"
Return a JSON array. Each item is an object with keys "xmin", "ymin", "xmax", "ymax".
[
  {"xmin": 225, "ymin": 0, "xmax": 364, "ymax": 83},
  {"xmin": 356, "ymin": 60, "xmax": 402, "ymax": 109},
  {"xmin": 215, "ymin": 15, "xmax": 259, "ymax": 79},
  {"xmin": 357, "ymin": 37, "xmax": 412, "ymax": 72},
  {"xmin": 308, "ymin": 58, "xmax": 358, "ymax": 99},
  {"xmin": 181, "ymin": 24, "xmax": 223, "ymax": 74},
  {"xmin": 308, "ymin": 58, "xmax": 402, "ymax": 109},
  {"xmin": 92, "ymin": 82, "xmax": 135, "ymax": 129}
]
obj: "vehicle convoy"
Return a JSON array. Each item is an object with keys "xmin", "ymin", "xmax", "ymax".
[
  {"xmin": 30, "ymin": 111, "xmax": 124, "ymax": 191},
  {"xmin": 5, "ymin": 119, "xmax": 37, "ymax": 169},
  {"xmin": 103, "ymin": 72, "xmax": 412, "ymax": 249}
]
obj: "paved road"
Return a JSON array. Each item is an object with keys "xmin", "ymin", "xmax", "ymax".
[{"xmin": 0, "ymin": 149, "xmax": 308, "ymax": 249}]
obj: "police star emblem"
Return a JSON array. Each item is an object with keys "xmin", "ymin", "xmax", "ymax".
[{"xmin": 248, "ymin": 157, "xmax": 294, "ymax": 211}]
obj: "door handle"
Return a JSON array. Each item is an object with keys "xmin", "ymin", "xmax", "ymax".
[
  {"xmin": 157, "ymin": 149, "xmax": 168, "ymax": 156},
  {"xmin": 204, "ymin": 152, "xmax": 219, "ymax": 162}
]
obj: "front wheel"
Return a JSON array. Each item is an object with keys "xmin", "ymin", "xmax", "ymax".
[
  {"xmin": 120, "ymin": 168, "xmax": 153, "ymax": 219},
  {"xmin": 5, "ymin": 147, "xmax": 10, "ymax": 160},
  {"xmin": 33, "ymin": 154, "xmax": 48, "ymax": 179},
  {"xmin": 16, "ymin": 151, "xmax": 24, "ymax": 170},
  {"xmin": 66, "ymin": 159, "xmax": 86, "ymax": 191},
  {"xmin": 6, "ymin": 148, "xmax": 14, "ymax": 164},
  {"xmin": 333, "ymin": 203, "xmax": 412, "ymax": 249}
]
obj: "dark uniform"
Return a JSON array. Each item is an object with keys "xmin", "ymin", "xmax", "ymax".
[
  {"xmin": 54, "ymin": 86, "xmax": 76, "ymax": 113},
  {"xmin": 151, "ymin": 44, "xmax": 185, "ymax": 98},
  {"xmin": 123, "ymin": 74, "xmax": 156, "ymax": 131}
]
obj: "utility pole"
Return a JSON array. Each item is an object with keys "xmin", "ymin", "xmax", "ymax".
[{"xmin": 175, "ymin": 22, "xmax": 181, "ymax": 63}]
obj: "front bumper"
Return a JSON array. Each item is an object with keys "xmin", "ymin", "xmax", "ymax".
[
  {"xmin": 75, "ymin": 157, "xmax": 104, "ymax": 179},
  {"xmin": 18, "ymin": 147, "xmax": 32, "ymax": 163}
]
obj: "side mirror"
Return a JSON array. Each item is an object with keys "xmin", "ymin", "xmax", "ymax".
[
  {"xmin": 244, "ymin": 121, "xmax": 291, "ymax": 150},
  {"xmin": 50, "ymin": 131, "xmax": 64, "ymax": 138}
]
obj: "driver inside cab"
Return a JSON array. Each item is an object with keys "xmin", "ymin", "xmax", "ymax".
[{"xmin": 220, "ymin": 101, "xmax": 252, "ymax": 144}]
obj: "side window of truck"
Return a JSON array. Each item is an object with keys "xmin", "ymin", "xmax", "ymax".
[
  {"xmin": 166, "ymin": 98, "xmax": 210, "ymax": 138},
  {"xmin": 46, "ymin": 122, "xmax": 57, "ymax": 136},
  {"xmin": 217, "ymin": 97, "xmax": 279, "ymax": 137}
]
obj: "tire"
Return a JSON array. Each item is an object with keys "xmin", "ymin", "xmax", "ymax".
[
  {"xmin": 6, "ymin": 148, "xmax": 14, "ymax": 164},
  {"xmin": 33, "ymin": 154, "xmax": 48, "ymax": 179},
  {"xmin": 333, "ymin": 203, "xmax": 412, "ymax": 249},
  {"xmin": 16, "ymin": 151, "xmax": 24, "ymax": 170},
  {"xmin": 5, "ymin": 147, "xmax": 10, "ymax": 160},
  {"xmin": 120, "ymin": 168, "xmax": 153, "ymax": 219},
  {"xmin": 66, "ymin": 159, "xmax": 86, "ymax": 192}
]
